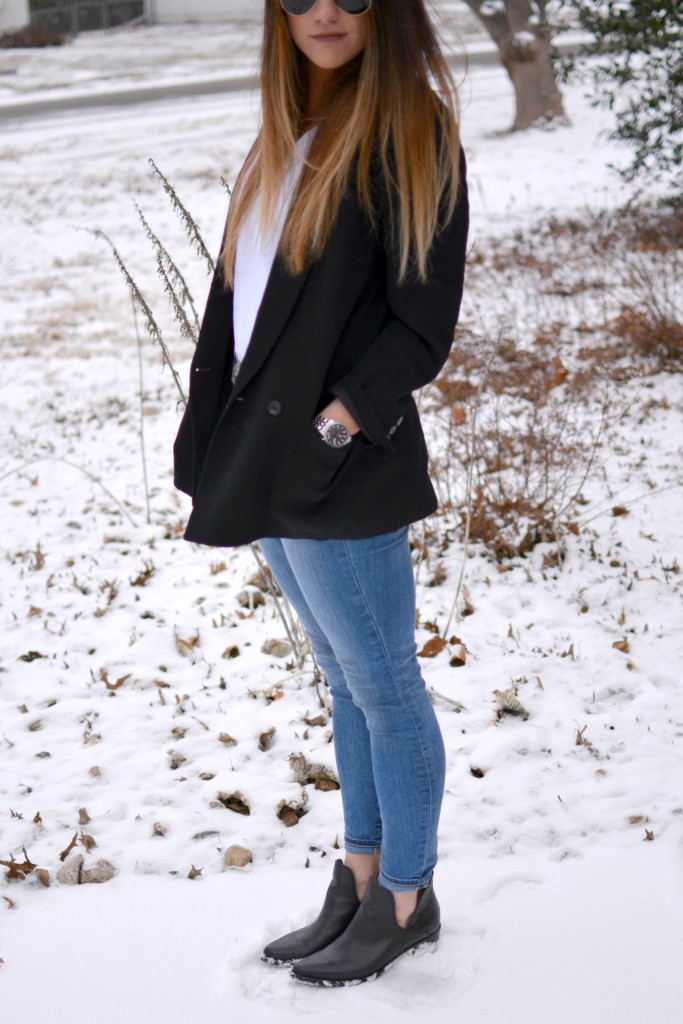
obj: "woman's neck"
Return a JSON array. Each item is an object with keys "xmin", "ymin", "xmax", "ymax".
[{"xmin": 305, "ymin": 63, "xmax": 335, "ymax": 122}]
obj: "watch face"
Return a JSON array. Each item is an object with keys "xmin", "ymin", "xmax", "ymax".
[{"xmin": 325, "ymin": 422, "xmax": 351, "ymax": 447}]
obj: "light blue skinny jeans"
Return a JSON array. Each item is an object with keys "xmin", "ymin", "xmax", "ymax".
[{"xmin": 259, "ymin": 527, "xmax": 446, "ymax": 891}]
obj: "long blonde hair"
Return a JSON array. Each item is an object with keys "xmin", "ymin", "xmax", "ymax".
[{"xmin": 222, "ymin": 0, "xmax": 461, "ymax": 286}]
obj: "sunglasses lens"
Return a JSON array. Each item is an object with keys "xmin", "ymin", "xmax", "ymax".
[
  {"xmin": 281, "ymin": 0, "xmax": 371, "ymax": 14},
  {"xmin": 281, "ymin": 0, "xmax": 317, "ymax": 12}
]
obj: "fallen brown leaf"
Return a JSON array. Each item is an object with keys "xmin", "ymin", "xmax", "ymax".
[
  {"xmin": 277, "ymin": 794, "xmax": 308, "ymax": 827},
  {"xmin": 259, "ymin": 727, "xmax": 277, "ymax": 752},
  {"xmin": 59, "ymin": 832, "xmax": 78, "ymax": 862},
  {"xmin": 0, "ymin": 848, "xmax": 36, "ymax": 881},
  {"xmin": 99, "ymin": 668, "xmax": 130, "ymax": 691},
  {"xmin": 303, "ymin": 714, "xmax": 327, "ymax": 727},
  {"xmin": 493, "ymin": 688, "xmax": 530, "ymax": 721},
  {"xmin": 79, "ymin": 832, "xmax": 97, "ymax": 852},
  {"xmin": 217, "ymin": 792, "xmax": 250, "ymax": 815},
  {"xmin": 417, "ymin": 636, "xmax": 448, "ymax": 658},
  {"xmin": 449, "ymin": 644, "xmax": 467, "ymax": 667},
  {"xmin": 175, "ymin": 633, "xmax": 200, "ymax": 657},
  {"xmin": 18, "ymin": 651, "xmax": 46, "ymax": 662},
  {"xmin": 130, "ymin": 561, "xmax": 156, "ymax": 587}
]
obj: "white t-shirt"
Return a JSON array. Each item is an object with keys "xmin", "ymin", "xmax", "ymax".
[{"xmin": 233, "ymin": 129, "xmax": 315, "ymax": 363}]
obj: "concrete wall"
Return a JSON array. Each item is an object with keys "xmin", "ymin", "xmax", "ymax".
[
  {"xmin": 0, "ymin": 0, "xmax": 30, "ymax": 32},
  {"xmin": 149, "ymin": 0, "xmax": 261, "ymax": 22}
]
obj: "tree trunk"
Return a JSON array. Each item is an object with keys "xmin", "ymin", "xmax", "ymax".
[
  {"xmin": 502, "ymin": 31, "xmax": 566, "ymax": 130},
  {"xmin": 463, "ymin": 1, "xmax": 566, "ymax": 131}
]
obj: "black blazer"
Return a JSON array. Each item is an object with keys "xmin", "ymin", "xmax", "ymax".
[{"xmin": 173, "ymin": 148, "xmax": 469, "ymax": 548}]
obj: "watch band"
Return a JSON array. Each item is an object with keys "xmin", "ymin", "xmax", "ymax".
[{"xmin": 313, "ymin": 415, "xmax": 353, "ymax": 448}]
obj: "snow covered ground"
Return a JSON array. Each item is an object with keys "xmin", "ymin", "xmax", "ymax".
[{"xmin": 1, "ymin": 18, "xmax": 682, "ymax": 1024}]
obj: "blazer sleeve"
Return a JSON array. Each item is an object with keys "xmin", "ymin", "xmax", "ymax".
[{"xmin": 330, "ymin": 147, "xmax": 469, "ymax": 448}]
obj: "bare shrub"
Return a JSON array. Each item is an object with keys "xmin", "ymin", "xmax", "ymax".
[
  {"xmin": 428, "ymin": 328, "xmax": 610, "ymax": 563},
  {"xmin": 612, "ymin": 306, "xmax": 683, "ymax": 370},
  {"xmin": 98, "ymin": 167, "xmax": 315, "ymax": 675},
  {"xmin": 431, "ymin": 200, "xmax": 682, "ymax": 564},
  {"xmin": 0, "ymin": 26, "xmax": 70, "ymax": 48}
]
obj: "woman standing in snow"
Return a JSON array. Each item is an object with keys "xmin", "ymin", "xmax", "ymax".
[{"xmin": 174, "ymin": 0, "xmax": 468, "ymax": 985}]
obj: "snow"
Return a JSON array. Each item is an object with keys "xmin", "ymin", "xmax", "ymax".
[
  {"xmin": 0, "ymin": 4, "xmax": 484, "ymax": 102},
  {"xmin": 1, "ymin": 20, "xmax": 682, "ymax": 1024}
]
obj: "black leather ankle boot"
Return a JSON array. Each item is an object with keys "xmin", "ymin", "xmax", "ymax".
[
  {"xmin": 262, "ymin": 859, "xmax": 360, "ymax": 966},
  {"xmin": 290, "ymin": 875, "xmax": 440, "ymax": 986}
]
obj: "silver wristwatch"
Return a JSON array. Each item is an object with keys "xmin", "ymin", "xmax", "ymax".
[{"xmin": 313, "ymin": 414, "xmax": 353, "ymax": 448}]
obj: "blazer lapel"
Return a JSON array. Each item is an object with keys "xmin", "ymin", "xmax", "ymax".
[{"xmin": 228, "ymin": 254, "xmax": 311, "ymax": 404}]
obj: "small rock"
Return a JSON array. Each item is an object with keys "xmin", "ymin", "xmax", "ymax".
[
  {"xmin": 36, "ymin": 869, "xmax": 50, "ymax": 887},
  {"xmin": 57, "ymin": 854, "xmax": 83, "ymax": 885},
  {"xmin": 152, "ymin": 822, "xmax": 167, "ymax": 837},
  {"xmin": 78, "ymin": 807, "xmax": 91, "ymax": 825},
  {"xmin": 261, "ymin": 638, "xmax": 292, "ymax": 659},
  {"xmin": 80, "ymin": 859, "xmax": 115, "ymax": 884},
  {"xmin": 89, "ymin": 766, "xmax": 101, "ymax": 777},
  {"xmin": 224, "ymin": 845, "xmax": 252, "ymax": 869},
  {"xmin": 218, "ymin": 733, "xmax": 237, "ymax": 747}
]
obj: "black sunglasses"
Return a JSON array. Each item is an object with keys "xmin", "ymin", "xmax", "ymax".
[{"xmin": 280, "ymin": 0, "xmax": 372, "ymax": 15}]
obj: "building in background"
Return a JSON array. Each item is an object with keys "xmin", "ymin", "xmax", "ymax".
[
  {"xmin": 1, "ymin": 0, "xmax": 30, "ymax": 32},
  {"xmin": 149, "ymin": 0, "xmax": 259, "ymax": 20},
  {"xmin": 28, "ymin": 0, "xmax": 259, "ymax": 35}
]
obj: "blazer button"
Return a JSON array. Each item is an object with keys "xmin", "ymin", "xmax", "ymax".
[{"xmin": 267, "ymin": 400, "xmax": 282, "ymax": 416}]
